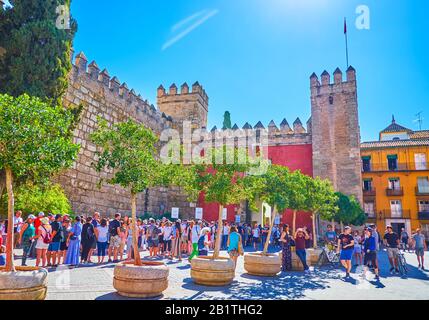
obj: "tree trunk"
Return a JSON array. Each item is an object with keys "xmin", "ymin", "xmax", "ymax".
[
  {"xmin": 131, "ymin": 193, "xmax": 142, "ymax": 266},
  {"xmin": 213, "ymin": 204, "xmax": 224, "ymax": 259},
  {"xmin": 292, "ymin": 210, "xmax": 297, "ymax": 234},
  {"xmin": 5, "ymin": 167, "xmax": 15, "ymax": 272},
  {"xmin": 263, "ymin": 206, "xmax": 277, "ymax": 255},
  {"xmin": 340, "ymin": 221, "xmax": 344, "ymax": 231},
  {"xmin": 312, "ymin": 212, "xmax": 318, "ymax": 249}
]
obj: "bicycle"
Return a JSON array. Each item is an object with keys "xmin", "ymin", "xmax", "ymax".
[
  {"xmin": 317, "ymin": 243, "xmax": 340, "ymax": 267},
  {"xmin": 396, "ymin": 244, "xmax": 408, "ymax": 276}
]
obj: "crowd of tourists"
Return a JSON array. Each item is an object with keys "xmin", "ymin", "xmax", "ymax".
[{"xmin": 0, "ymin": 211, "xmax": 427, "ymax": 280}]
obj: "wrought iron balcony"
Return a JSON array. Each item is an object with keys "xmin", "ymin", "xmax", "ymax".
[
  {"xmin": 362, "ymin": 162, "xmax": 428, "ymax": 173},
  {"xmin": 416, "ymin": 187, "xmax": 429, "ymax": 196},
  {"xmin": 386, "ymin": 187, "xmax": 404, "ymax": 196},
  {"xmin": 381, "ymin": 209, "xmax": 411, "ymax": 219},
  {"xmin": 363, "ymin": 188, "xmax": 376, "ymax": 197}
]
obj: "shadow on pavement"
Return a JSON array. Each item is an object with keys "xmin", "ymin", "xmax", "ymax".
[{"xmin": 95, "ymin": 292, "xmax": 164, "ymax": 301}]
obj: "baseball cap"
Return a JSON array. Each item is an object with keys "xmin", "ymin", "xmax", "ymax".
[
  {"xmin": 386, "ymin": 225, "xmax": 393, "ymax": 229},
  {"xmin": 38, "ymin": 212, "xmax": 45, "ymax": 217},
  {"xmin": 344, "ymin": 226, "xmax": 351, "ymax": 230},
  {"xmin": 28, "ymin": 214, "xmax": 36, "ymax": 220}
]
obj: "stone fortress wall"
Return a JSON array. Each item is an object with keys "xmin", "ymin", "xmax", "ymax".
[{"xmin": 58, "ymin": 51, "xmax": 362, "ymax": 217}]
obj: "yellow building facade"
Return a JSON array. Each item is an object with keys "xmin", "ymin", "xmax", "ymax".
[{"xmin": 361, "ymin": 117, "xmax": 429, "ymax": 238}]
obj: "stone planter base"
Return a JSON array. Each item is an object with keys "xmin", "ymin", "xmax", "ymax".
[
  {"xmin": 0, "ymin": 266, "xmax": 48, "ymax": 300},
  {"xmin": 113, "ymin": 261, "xmax": 169, "ymax": 298},
  {"xmin": 191, "ymin": 256, "xmax": 235, "ymax": 286},
  {"xmin": 244, "ymin": 252, "xmax": 281, "ymax": 276},
  {"xmin": 307, "ymin": 248, "xmax": 323, "ymax": 265}
]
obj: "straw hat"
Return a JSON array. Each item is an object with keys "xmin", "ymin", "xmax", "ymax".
[{"xmin": 40, "ymin": 217, "xmax": 50, "ymax": 225}]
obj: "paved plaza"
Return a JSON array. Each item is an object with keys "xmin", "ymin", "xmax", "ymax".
[{"xmin": 12, "ymin": 248, "xmax": 429, "ymax": 300}]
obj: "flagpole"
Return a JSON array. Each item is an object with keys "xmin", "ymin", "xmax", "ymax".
[{"xmin": 344, "ymin": 17, "xmax": 349, "ymax": 68}]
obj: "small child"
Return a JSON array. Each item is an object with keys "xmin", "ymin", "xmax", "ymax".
[{"xmin": 0, "ymin": 245, "xmax": 6, "ymax": 266}]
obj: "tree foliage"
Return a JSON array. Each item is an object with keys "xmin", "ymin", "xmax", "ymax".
[
  {"xmin": 1, "ymin": 182, "xmax": 71, "ymax": 215},
  {"xmin": 334, "ymin": 192, "xmax": 366, "ymax": 226},
  {"xmin": 0, "ymin": 0, "xmax": 77, "ymax": 104}
]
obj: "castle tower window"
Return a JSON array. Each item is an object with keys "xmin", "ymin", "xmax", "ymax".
[{"xmin": 329, "ymin": 96, "xmax": 334, "ymax": 105}]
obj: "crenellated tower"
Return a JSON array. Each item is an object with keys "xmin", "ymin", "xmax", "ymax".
[
  {"xmin": 157, "ymin": 82, "xmax": 208, "ymax": 130},
  {"xmin": 310, "ymin": 67, "xmax": 363, "ymax": 204}
]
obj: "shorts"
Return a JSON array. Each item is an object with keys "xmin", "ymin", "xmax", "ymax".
[
  {"xmin": 415, "ymin": 248, "xmax": 425, "ymax": 257},
  {"xmin": 387, "ymin": 247, "xmax": 399, "ymax": 259},
  {"xmin": 91, "ymin": 241, "xmax": 97, "ymax": 250},
  {"xmin": 401, "ymin": 238, "xmax": 408, "ymax": 244},
  {"xmin": 109, "ymin": 235, "xmax": 121, "ymax": 249},
  {"xmin": 48, "ymin": 242, "xmax": 61, "ymax": 252},
  {"xmin": 149, "ymin": 239, "xmax": 159, "ymax": 248},
  {"xmin": 253, "ymin": 237, "xmax": 259, "ymax": 244},
  {"xmin": 228, "ymin": 249, "xmax": 239, "ymax": 257},
  {"xmin": 340, "ymin": 249, "xmax": 353, "ymax": 261},
  {"xmin": 164, "ymin": 239, "xmax": 172, "ymax": 251},
  {"xmin": 364, "ymin": 251, "xmax": 378, "ymax": 267},
  {"xmin": 60, "ymin": 241, "xmax": 68, "ymax": 251},
  {"xmin": 354, "ymin": 246, "xmax": 362, "ymax": 254}
]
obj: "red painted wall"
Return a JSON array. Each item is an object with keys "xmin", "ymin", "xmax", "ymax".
[{"xmin": 197, "ymin": 143, "xmax": 314, "ymax": 229}]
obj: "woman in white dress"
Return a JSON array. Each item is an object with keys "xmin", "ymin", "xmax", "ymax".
[{"xmin": 35, "ymin": 217, "xmax": 52, "ymax": 267}]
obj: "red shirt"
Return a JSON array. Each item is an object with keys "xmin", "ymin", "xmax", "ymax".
[
  {"xmin": 34, "ymin": 217, "xmax": 42, "ymax": 232},
  {"xmin": 295, "ymin": 235, "xmax": 306, "ymax": 250}
]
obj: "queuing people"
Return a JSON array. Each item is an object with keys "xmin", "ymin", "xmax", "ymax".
[
  {"xmin": 59, "ymin": 217, "xmax": 71, "ymax": 265},
  {"xmin": 35, "ymin": 217, "xmax": 52, "ymax": 267},
  {"xmin": 280, "ymin": 224, "xmax": 293, "ymax": 272},
  {"xmin": 81, "ymin": 217, "xmax": 96, "ymax": 264},
  {"xmin": 118, "ymin": 220, "xmax": 127, "ymax": 260},
  {"xmin": 148, "ymin": 218, "xmax": 161, "ymax": 257},
  {"xmin": 294, "ymin": 228, "xmax": 310, "ymax": 271},
  {"xmin": 65, "ymin": 216, "xmax": 83, "ymax": 267},
  {"xmin": 412, "ymin": 228, "xmax": 427, "ymax": 271},
  {"xmin": 47, "ymin": 214, "xmax": 64, "ymax": 267},
  {"xmin": 198, "ymin": 227, "xmax": 211, "ymax": 256},
  {"xmin": 172, "ymin": 220, "xmax": 182, "ymax": 261},
  {"xmin": 252, "ymin": 223, "xmax": 260, "ymax": 250},
  {"xmin": 163, "ymin": 221, "xmax": 173, "ymax": 259},
  {"xmin": 13, "ymin": 211, "xmax": 24, "ymax": 249},
  {"xmin": 337, "ymin": 226, "xmax": 355, "ymax": 278},
  {"xmin": 189, "ymin": 220, "xmax": 202, "ymax": 261},
  {"xmin": 95, "ymin": 218, "xmax": 109, "ymax": 264},
  {"xmin": 0, "ymin": 245, "xmax": 6, "ymax": 266},
  {"xmin": 108, "ymin": 213, "xmax": 121, "ymax": 262},
  {"xmin": 221, "ymin": 222, "xmax": 230, "ymax": 250},
  {"xmin": 19, "ymin": 214, "xmax": 36, "ymax": 266}
]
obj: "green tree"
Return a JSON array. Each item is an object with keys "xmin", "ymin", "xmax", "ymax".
[
  {"xmin": 0, "ymin": 93, "xmax": 80, "ymax": 271},
  {"xmin": 222, "ymin": 111, "xmax": 232, "ymax": 130},
  {"xmin": 304, "ymin": 177, "xmax": 338, "ymax": 248},
  {"xmin": 287, "ymin": 170, "xmax": 310, "ymax": 234},
  {"xmin": 0, "ymin": 0, "xmax": 77, "ymax": 103},
  {"xmin": 1, "ymin": 183, "xmax": 71, "ymax": 215},
  {"xmin": 334, "ymin": 192, "xmax": 366, "ymax": 227},
  {"xmin": 246, "ymin": 165, "xmax": 291, "ymax": 254},
  {"xmin": 184, "ymin": 146, "xmax": 254, "ymax": 259},
  {"xmin": 91, "ymin": 119, "xmax": 185, "ymax": 266}
]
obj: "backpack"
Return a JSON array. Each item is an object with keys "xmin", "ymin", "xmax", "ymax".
[{"xmin": 42, "ymin": 226, "xmax": 52, "ymax": 244}]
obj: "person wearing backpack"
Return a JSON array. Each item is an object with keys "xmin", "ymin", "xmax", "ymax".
[
  {"xmin": 47, "ymin": 214, "xmax": 64, "ymax": 267},
  {"xmin": 198, "ymin": 227, "xmax": 211, "ymax": 256},
  {"xmin": 35, "ymin": 217, "xmax": 52, "ymax": 267},
  {"xmin": 81, "ymin": 217, "xmax": 96, "ymax": 264}
]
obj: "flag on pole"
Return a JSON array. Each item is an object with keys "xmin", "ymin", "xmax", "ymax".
[
  {"xmin": 344, "ymin": 18, "xmax": 347, "ymax": 34},
  {"xmin": 344, "ymin": 17, "xmax": 349, "ymax": 67}
]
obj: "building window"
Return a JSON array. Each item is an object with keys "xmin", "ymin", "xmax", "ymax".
[
  {"xmin": 387, "ymin": 155, "xmax": 398, "ymax": 171},
  {"xmin": 363, "ymin": 179, "xmax": 373, "ymax": 191},
  {"xmin": 388, "ymin": 178, "xmax": 401, "ymax": 190},
  {"xmin": 364, "ymin": 202, "xmax": 375, "ymax": 217},
  {"xmin": 421, "ymin": 224, "xmax": 429, "ymax": 239},
  {"xmin": 417, "ymin": 177, "xmax": 429, "ymax": 193},
  {"xmin": 415, "ymin": 153, "xmax": 427, "ymax": 170},
  {"xmin": 390, "ymin": 200, "xmax": 402, "ymax": 217},
  {"xmin": 419, "ymin": 201, "xmax": 429, "ymax": 213},
  {"xmin": 362, "ymin": 156, "xmax": 371, "ymax": 172}
]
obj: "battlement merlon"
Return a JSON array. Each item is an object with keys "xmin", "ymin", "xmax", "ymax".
[
  {"xmin": 69, "ymin": 51, "xmax": 174, "ymax": 128},
  {"xmin": 157, "ymin": 81, "xmax": 209, "ymax": 105},
  {"xmin": 310, "ymin": 67, "xmax": 357, "ymax": 95}
]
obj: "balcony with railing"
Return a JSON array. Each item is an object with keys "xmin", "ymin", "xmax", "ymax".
[
  {"xmin": 382, "ymin": 209, "xmax": 411, "ymax": 219},
  {"xmin": 363, "ymin": 187, "xmax": 376, "ymax": 197},
  {"xmin": 418, "ymin": 212, "xmax": 429, "ymax": 220},
  {"xmin": 416, "ymin": 186, "xmax": 429, "ymax": 196},
  {"xmin": 362, "ymin": 162, "xmax": 428, "ymax": 173},
  {"xmin": 386, "ymin": 187, "xmax": 404, "ymax": 196}
]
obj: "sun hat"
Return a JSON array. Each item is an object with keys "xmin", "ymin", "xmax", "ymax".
[
  {"xmin": 40, "ymin": 217, "xmax": 50, "ymax": 225},
  {"xmin": 38, "ymin": 212, "xmax": 45, "ymax": 217},
  {"xmin": 28, "ymin": 214, "xmax": 36, "ymax": 220},
  {"xmin": 201, "ymin": 227, "xmax": 211, "ymax": 234}
]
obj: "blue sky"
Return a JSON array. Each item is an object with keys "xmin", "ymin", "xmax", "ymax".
[{"xmin": 71, "ymin": 0, "xmax": 429, "ymax": 142}]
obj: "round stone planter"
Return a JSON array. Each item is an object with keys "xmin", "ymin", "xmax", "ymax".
[
  {"xmin": 0, "ymin": 266, "xmax": 48, "ymax": 300},
  {"xmin": 113, "ymin": 261, "xmax": 169, "ymax": 298},
  {"xmin": 307, "ymin": 248, "xmax": 323, "ymax": 266},
  {"xmin": 243, "ymin": 252, "xmax": 281, "ymax": 276},
  {"xmin": 191, "ymin": 256, "xmax": 235, "ymax": 286}
]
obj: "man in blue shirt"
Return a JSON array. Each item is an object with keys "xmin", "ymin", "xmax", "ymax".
[{"xmin": 362, "ymin": 227, "xmax": 380, "ymax": 280}]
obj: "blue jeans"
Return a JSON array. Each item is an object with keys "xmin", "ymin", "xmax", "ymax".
[
  {"xmin": 296, "ymin": 249, "xmax": 309, "ymax": 270},
  {"xmin": 222, "ymin": 235, "xmax": 228, "ymax": 249},
  {"xmin": 97, "ymin": 241, "xmax": 108, "ymax": 257}
]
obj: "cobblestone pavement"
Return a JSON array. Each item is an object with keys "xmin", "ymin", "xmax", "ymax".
[{"xmin": 12, "ymin": 247, "xmax": 429, "ymax": 300}]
